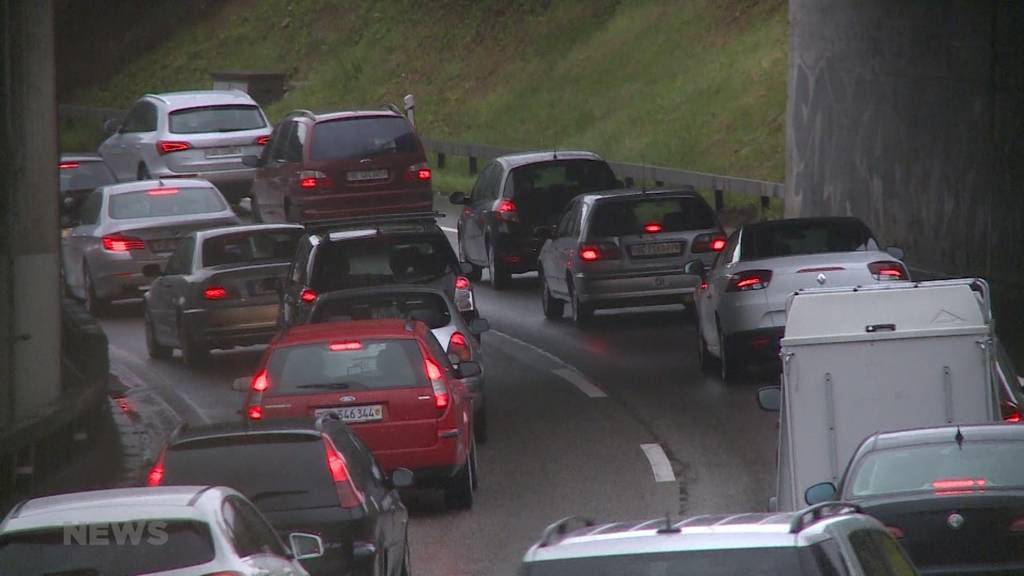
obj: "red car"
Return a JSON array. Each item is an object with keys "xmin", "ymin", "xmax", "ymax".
[{"xmin": 238, "ymin": 319, "xmax": 480, "ymax": 510}]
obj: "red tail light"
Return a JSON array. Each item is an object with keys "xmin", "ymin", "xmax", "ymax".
[
  {"xmin": 404, "ymin": 162, "xmax": 432, "ymax": 182},
  {"xmin": 146, "ymin": 188, "xmax": 179, "ymax": 196},
  {"xmin": 933, "ymin": 477, "xmax": 987, "ymax": 495},
  {"xmin": 251, "ymin": 369, "xmax": 269, "ymax": 392},
  {"xmin": 425, "ymin": 358, "xmax": 449, "ymax": 409},
  {"xmin": 1010, "ymin": 517, "xmax": 1024, "ymax": 532},
  {"xmin": 146, "ymin": 450, "xmax": 166, "ymax": 487},
  {"xmin": 156, "ymin": 140, "xmax": 191, "ymax": 155},
  {"xmin": 323, "ymin": 436, "xmax": 365, "ymax": 508},
  {"xmin": 868, "ymin": 261, "xmax": 907, "ymax": 281},
  {"xmin": 101, "ymin": 234, "xmax": 145, "ymax": 252},
  {"xmin": 455, "ymin": 276, "xmax": 470, "ymax": 290},
  {"xmin": 300, "ymin": 288, "xmax": 318, "ymax": 303},
  {"xmin": 329, "ymin": 341, "xmax": 363, "ymax": 351},
  {"xmin": 448, "ymin": 332, "xmax": 472, "ymax": 363},
  {"xmin": 254, "ymin": 135, "xmax": 270, "ymax": 146},
  {"xmin": 298, "ymin": 170, "xmax": 331, "ymax": 190},
  {"xmin": 643, "ymin": 222, "xmax": 662, "ymax": 234},
  {"xmin": 692, "ymin": 233, "xmax": 728, "ymax": 253},
  {"xmin": 59, "ymin": 161, "xmax": 80, "ymax": 170},
  {"xmin": 578, "ymin": 243, "xmax": 621, "ymax": 262},
  {"xmin": 495, "ymin": 199, "xmax": 519, "ymax": 222},
  {"xmin": 727, "ymin": 270, "xmax": 772, "ymax": 292},
  {"xmin": 203, "ymin": 286, "xmax": 228, "ymax": 300},
  {"xmin": 247, "ymin": 405, "xmax": 263, "ymax": 420},
  {"xmin": 886, "ymin": 525, "xmax": 905, "ymax": 540},
  {"xmin": 1002, "ymin": 401, "xmax": 1022, "ymax": 423}
]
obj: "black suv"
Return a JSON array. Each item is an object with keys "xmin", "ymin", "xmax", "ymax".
[
  {"xmin": 449, "ymin": 151, "xmax": 620, "ymax": 289},
  {"xmin": 150, "ymin": 418, "xmax": 413, "ymax": 576},
  {"xmin": 280, "ymin": 213, "xmax": 476, "ymax": 327}
]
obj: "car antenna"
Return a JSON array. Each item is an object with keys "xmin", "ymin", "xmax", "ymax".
[
  {"xmin": 955, "ymin": 425, "xmax": 964, "ymax": 450},
  {"xmin": 657, "ymin": 511, "xmax": 680, "ymax": 534},
  {"xmin": 553, "ymin": 144, "xmax": 558, "ymax": 161}
]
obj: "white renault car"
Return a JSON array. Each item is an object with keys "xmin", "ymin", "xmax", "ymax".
[{"xmin": 687, "ymin": 216, "xmax": 907, "ymax": 382}]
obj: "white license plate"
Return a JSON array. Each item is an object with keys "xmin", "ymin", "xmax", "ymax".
[
  {"xmin": 205, "ymin": 146, "xmax": 242, "ymax": 158},
  {"xmin": 314, "ymin": 405, "xmax": 383, "ymax": 423},
  {"xmin": 347, "ymin": 169, "xmax": 389, "ymax": 182},
  {"xmin": 148, "ymin": 239, "xmax": 178, "ymax": 252},
  {"xmin": 630, "ymin": 242, "xmax": 682, "ymax": 257}
]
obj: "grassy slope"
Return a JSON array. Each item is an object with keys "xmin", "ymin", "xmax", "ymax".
[{"xmin": 69, "ymin": 0, "xmax": 787, "ymax": 183}]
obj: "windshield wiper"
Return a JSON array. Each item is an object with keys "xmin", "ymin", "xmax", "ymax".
[
  {"xmin": 249, "ymin": 489, "xmax": 309, "ymax": 503},
  {"xmin": 296, "ymin": 382, "xmax": 353, "ymax": 390}
]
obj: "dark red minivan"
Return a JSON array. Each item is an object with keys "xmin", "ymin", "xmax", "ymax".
[
  {"xmin": 238, "ymin": 319, "xmax": 479, "ymax": 509},
  {"xmin": 245, "ymin": 110, "xmax": 433, "ymax": 224}
]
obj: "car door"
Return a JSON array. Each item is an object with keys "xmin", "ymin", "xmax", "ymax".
[
  {"xmin": 281, "ymin": 235, "xmax": 315, "ymax": 326},
  {"xmin": 544, "ymin": 201, "xmax": 581, "ymax": 298},
  {"xmin": 700, "ymin": 230, "xmax": 740, "ymax": 345},
  {"xmin": 148, "ymin": 237, "xmax": 194, "ymax": 343},
  {"xmin": 462, "ymin": 162, "xmax": 500, "ymax": 264},
  {"xmin": 254, "ymin": 120, "xmax": 299, "ymax": 222},
  {"xmin": 63, "ymin": 189, "xmax": 104, "ymax": 296},
  {"xmin": 105, "ymin": 101, "xmax": 158, "ymax": 180}
]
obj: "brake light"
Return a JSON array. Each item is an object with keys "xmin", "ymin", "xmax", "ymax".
[
  {"xmin": 455, "ymin": 276, "xmax": 470, "ymax": 290},
  {"xmin": 727, "ymin": 270, "xmax": 772, "ymax": 292},
  {"xmin": 932, "ymin": 477, "xmax": 987, "ymax": 494},
  {"xmin": 300, "ymin": 288, "xmax": 317, "ymax": 303},
  {"xmin": 156, "ymin": 140, "xmax": 191, "ymax": 155},
  {"xmin": 868, "ymin": 261, "xmax": 907, "ymax": 281},
  {"xmin": 59, "ymin": 161, "xmax": 80, "ymax": 170},
  {"xmin": 329, "ymin": 341, "xmax": 363, "ymax": 351},
  {"xmin": 425, "ymin": 358, "xmax": 449, "ymax": 409},
  {"xmin": 251, "ymin": 370, "xmax": 269, "ymax": 392},
  {"xmin": 580, "ymin": 248, "xmax": 599, "ymax": 261},
  {"xmin": 298, "ymin": 170, "xmax": 331, "ymax": 190},
  {"xmin": 643, "ymin": 222, "xmax": 662, "ymax": 234},
  {"xmin": 692, "ymin": 233, "xmax": 728, "ymax": 253},
  {"xmin": 254, "ymin": 135, "xmax": 270, "ymax": 146},
  {"xmin": 578, "ymin": 243, "xmax": 621, "ymax": 262},
  {"xmin": 1010, "ymin": 517, "xmax": 1024, "ymax": 532},
  {"xmin": 495, "ymin": 199, "xmax": 519, "ymax": 222},
  {"xmin": 886, "ymin": 525, "xmax": 905, "ymax": 540},
  {"xmin": 1002, "ymin": 401, "xmax": 1022, "ymax": 423},
  {"xmin": 101, "ymin": 234, "xmax": 145, "ymax": 252},
  {"xmin": 404, "ymin": 162, "xmax": 432, "ymax": 182},
  {"xmin": 146, "ymin": 188, "xmax": 179, "ymax": 196},
  {"xmin": 146, "ymin": 450, "xmax": 166, "ymax": 487},
  {"xmin": 203, "ymin": 286, "xmax": 228, "ymax": 300},
  {"xmin": 448, "ymin": 332, "xmax": 472, "ymax": 363},
  {"xmin": 247, "ymin": 405, "xmax": 263, "ymax": 420},
  {"xmin": 323, "ymin": 436, "xmax": 365, "ymax": 508}
]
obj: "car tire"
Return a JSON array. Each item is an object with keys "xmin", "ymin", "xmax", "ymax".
[
  {"xmin": 488, "ymin": 243, "xmax": 510, "ymax": 290},
  {"xmin": 443, "ymin": 444, "xmax": 475, "ymax": 510},
  {"xmin": 540, "ymin": 273, "xmax": 564, "ymax": 319},
  {"xmin": 570, "ymin": 281, "xmax": 592, "ymax": 326},
  {"xmin": 83, "ymin": 263, "xmax": 107, "ymax": 316},
  {"xmin": 178, "ymin": 316, "xmax": 209, "ymax": 367},
  {"xmin": 137, "ymin": 163, "xmax": 151, "ymax": 181},
  {"xmin": 145, "ymin": 313, "xmax": 172, "ymax": 360},
  {"xmin": 474, "ymin": 405, "xmax": 488, "ymax": 444}
]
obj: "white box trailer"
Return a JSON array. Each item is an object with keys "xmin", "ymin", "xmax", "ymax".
[{"xmin": 767, "ymin": 279, "xmax": 1001, "ymax": 511}]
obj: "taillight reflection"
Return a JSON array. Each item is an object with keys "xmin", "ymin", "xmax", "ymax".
[
  {"xmin": 300, "ymin": 289, "xmax": 318, "ymax": 303},
  {"xmin": 251, "ymin": 370, "xmax": 269, "ymax": 392},
  {"xmin": 203, "ymin": 286, "xmax": 228, "ymax": 300},
  {"xmin": 868, "ymin": 261, "xmax": 908, "ymax": 281},
  {"xmin": 146, "ymin": 450, "xmax": 166, "ymax": 487},
  {"xmin": 495, "ymin": 199, "xmax": 518, "ymax": 222},
  {"xmin": 448, "ymin": 332, "xmax": 472, "ymax": 363},
  {"xmin": 692, "ymin": 233, "xmax": 727, "ymax": 253}
]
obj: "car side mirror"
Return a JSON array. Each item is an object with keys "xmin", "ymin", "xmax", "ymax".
[
  {"xmin": 141, "ymin": 264, "xmax": 163, "ymax": 278},
  {"xmin": 389, "ymin": 467, "xmax": 415, "ymax": 489},
  {"xmin": 242, "ymin": 155, "xmax": 263, "ymax": 168},
  {"xmin": 757, "ymin": 386, "xmax": 781, "ymax": 412},
  {"xmin": 103, "ymin": 118, "xmax": 122, "ymax": 135},
  {"xmin": 448, "ymin": 192, "xmax": 467, "ymax": 205},
  {"xmin": 469, "ymin": 317, "xmax": 490, "ymax": 335},
  {"xmin": 232, "ymin": 377, "xmax": 250, "ymax": 392},
  {"xmin": 886, "ymin": 246, "xmax": 905, "ymax": 260},
  {"xmin": 805, "ymin": 482, "xmax": 837, "ymax": 505},
  {"xmin": 455, "ymin": 360, "xmax": 482, "ymax": 379},
  {"xmin": 683, "ymin": 259, "xmax": 706, "ymax": 277},
  {"xmin": 289, "ymin": 533, "xmax": 324, "ymax": 561}
]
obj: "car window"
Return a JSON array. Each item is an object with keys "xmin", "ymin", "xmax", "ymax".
[
  {"xmin": 266, "ymin": 339, "xmax": 427, "ymax": 392},
  {"xmin": 268, "ymin": 121, "xmax": 297, "ymax": 163},
  {"xmin": 741, "ymin": 219, "xmax": 880, "ymax": 260},
  {"xmin": 848, "ymin": 529, "xmax": 914, "ymax": 576},
  {"xmin": 201, "ymin": 229, "xmax": 301, "ymax": 268},
  {"xmin": 589, "ymin": 196, "xmax": 717, "ymax": 237},
  {"xmin": 472, "ymin": 163, "xmax": 501, "ymax": 201},
  {"xmin": 311, "ymin": 292, "xmax": 452, "ymax": 329},
  {"xmin": 310, "ymin": 116, "xmax": 420, "ymax": 161},
  {"xmin": 810, "ymin": 539, "xmax": 851, "ymax": 575},
  {"xmin": 168, "ymin": 105, "xmax": 266, "ymax": 134},
  {"xmin": 60, "ymin": 160, "xmax": 115, "ymax": 192},
  {"xmin": 285, "ymin": 121, "xmax": 305, "ymax": 163},
  {"xmin": 291, "ymin": 237, "xmax": 314, "ymax": 285},
  {"xmin": 108, "ymin": 187, "xmax": 227, "ymax": 219},
  {"xmin": 310, "ymin": 234, "xmax": 456, "ymax": 291},
  {"xmin": 0, "ymin": 521, "xmax": 216, "ymax": 574},
  {"xmin": 509, "ymin": 160, "xmax": 617, "ymax": 226},
  {"xmin": 222, "ymin": 497, "xmax": 287, "ymax": 558},
  {"xmin": 555, "ymin": 202, "xmax": 578, "ymax": 238},
  {"xmin": 229, "ymin": 497, "xmax": 290, "ymax": 557},
  {"xmin": 121, "ymin": 101, "xmax": 158, "ymax": 133},
  {"xmin": 715, "ymin": 231, "xmax": 740, "ymax": 269},
  {"xmin": 78, "ymin": 190, "xmax": 103, "ymax": 225}
]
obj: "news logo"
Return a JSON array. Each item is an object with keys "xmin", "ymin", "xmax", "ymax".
[{"xmin": 62, "ymin": 521, "xmax": 169, "ymax": 546}]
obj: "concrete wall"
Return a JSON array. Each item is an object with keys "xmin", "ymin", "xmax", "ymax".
[{"xmin": 786, "ymin": 0, "xmax": 1024, "ymax": 283}]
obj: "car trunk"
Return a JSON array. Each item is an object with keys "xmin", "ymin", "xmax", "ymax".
[
  {"xmin": 113, "ymin": 214, "xmax": 240, "ymax": 257},
  {"xmin": 162, "ymin": 130, "xmax": 267, "ymax": 174},
  {"xmin": 193, "ymin": 262, "xmax": 289, "ymax": 328},
  {"xmin": 763, "ymin": 252, "xmax": 893, "ymax": 305}
]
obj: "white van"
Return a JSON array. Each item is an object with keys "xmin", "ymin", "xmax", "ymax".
[{"xmin": 759, "ymin": 279, "xmax": 1006, "ymax": 511}]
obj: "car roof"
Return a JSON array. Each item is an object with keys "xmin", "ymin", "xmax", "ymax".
[
  {"xmin": 171, "ymin": 418, "xmax": 327, "ymax": 445},
  {"xmin": 741, "ymin": 216, "xmax": 866, "ymax": 233},
  {"xmin": 315, "ymin": 285, "xmax": 452, "ymax": 302},
  {"xmin": 147, "ymin": 90, "xmax": 258, "ymax": 109},
  {"xmin": 194, "ymin": 223, "xmax": 303, "ymax": 241},
  {"xmin": 496, "ymin": 150, "xmax": 605, "ymax": 169},
  {"xmin": 861, "ymin": 422, "xmax": 1024, "ymax": 452},
  {"xmin": 277, "ymin": 319, "xmax": 427, "ymax": 347},
  {"xmin": 302, "ymin": 109, "xmax": 405, "ymax": 123},
  {"xmin": 59, "ymin": 152, "xmax": 104, "ymax": 162},
  {"xmin": 580, "ymin": 188, "xmax": 703, "ymax": 204},
  {"xmin": 101, "ymin": 179, "xmax": 217, "ymax": 196}
]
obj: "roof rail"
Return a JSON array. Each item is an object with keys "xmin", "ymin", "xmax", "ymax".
[
  {"xmin": 304, "ymin": 211, "xmax": 444, "ymax": 231},
  {"xmin": 286, "ymin": 109, "xmax": 317, "ymax": 120},
  {"xmin": 538, "ymin": 516, "xmax": 596, "ymax": 547},
  {"xmin": 789, "ymin": 501, "xmax": 862, "ymax": 533},
  {"xmin": 382, "ymin": 103, "xmax": 402, "ymax": 115}
]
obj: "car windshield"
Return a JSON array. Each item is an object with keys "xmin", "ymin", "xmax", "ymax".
[
  {"xmin": 108, "ymin": 187, "xmax": 227, "ymax": 219},
  {"xmin": 0, "ymin": 520, "xmax": 215, "ymax": 575},
  {"xmin": 162, "ymin": 434, "xmax": 338, "ymax": 512},
  {"xmin": 168, "ymin": 105, "xmax": 266, "ymax": 134},
  {"xmin": 311, "ymin": 234, "xmax": 456, "ymax": 291},
  {"xmin": 59, "ymin": 160, "xmax": 115, "ymax": 192},
  {"xmin": 589, "ymin": 196, "xmax": 717, "ymax": 237},
  {"xmin": 741, "ymin": 219, "xmax": 880, "ymax": 259},
  {"xmin": 525, "ymin": 548, "xmax": 809, "ymax": 576},
  {"xmin": 846, "ymin": 439, "xmax": 1024, "ymax": 498},
  {"xmin": 310, "ymin": 116, "xmax": 419, "ymax": 161},
  {"xmin": 312, "ymin": 292, "xmax": 452, "ymax": 329},
  {"xmin": 267, "ymin": 339, "xmax": 427, "ymax": 393},
  {"xmin": 511, "ymin": 160, "xmax": 619, "ymax": 226},
  {"xmin": 201, "ymin": 229, "xmax": 301, "ymax": 267}
]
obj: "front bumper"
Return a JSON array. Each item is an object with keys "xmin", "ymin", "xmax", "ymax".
[
  {"xmin": 575, "ymin": 271, "xmax": 698, "ymax": 309},
  {"xmin": 183, "ymin": 303, "xmax": 280, "ymax": 349}
]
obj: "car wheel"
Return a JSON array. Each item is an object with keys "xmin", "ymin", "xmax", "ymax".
[
  {"xmin": 488, "ymin": 243, "xmax": 510, "ymax": 290},
  {"xmin": 458, "ymin": 234, "xmax": 483, "ymax": 281},
  {"xmin": 137, "ymin": 163, "xmax": 151, "ymax": 181},
  {"xmin": 83, "ymin": 264, "xmax": 107, "ymax": 316},
  {"xmin": 443, "ymin": 444, "xmax": 475, "ymax": 510},
  {"xmin": 145, "ymin": 312, "xmax": 172, "ymax": 360},
  {"xmin": 540, "ymin": 273, "xmax": 564, "ymax": 319},
  {"xmin": 570, "ymin": 281, "xmax": 592, "ymax": 326},
  {"xmin": 178, "ymin": 316, "xmax": 209, "ymax": 367},
  {"xmin": 474, "ymin": 404, "xmax": 488, "ymax": 444}
]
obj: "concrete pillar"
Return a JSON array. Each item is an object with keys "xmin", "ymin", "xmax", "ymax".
[
  {"xmin": 786, "ymin": 0, "xmax": 1024, "ymax": 282},
  {"xmin": 0, "ymin": 0, "xmax": 61, "ymax": 431}
]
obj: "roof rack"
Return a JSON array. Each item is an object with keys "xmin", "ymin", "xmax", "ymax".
[
  {"xmin": 303, "ymin": 211, "xmax": 445, "ymax": 231},
  {"xmin": 286, "ymin": 109, "xmax": 317, "ymax": 120},
  {"xmin": 789, "ymin": 501, "xmax": 862, "ymax": 533},
  {"xmin": 538, "ymin": 516, "xmax": 596, "ymax": 547}
]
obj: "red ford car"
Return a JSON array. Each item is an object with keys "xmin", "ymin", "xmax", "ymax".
[{"xmin": 237, "ymin": 319, "xmax": 480, "ymax": 510}]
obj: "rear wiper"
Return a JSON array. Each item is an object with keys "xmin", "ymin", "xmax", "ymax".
[
  {"xmin": 296, "ymin": 382, "xmax": 353, "ymax": 390},
  {"xmin": 249, "ymin": 489, "xmax": 309, "ymax": 503}
]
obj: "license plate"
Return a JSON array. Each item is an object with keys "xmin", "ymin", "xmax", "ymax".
[
  {"xmin": 630, "ymin": 242, "xmax": 682, "ymax": 258},
  {"xmin": 205, "ymin": 146, "xmax": 242, "ymax": 158},
  {"xmin": 148, "ymin": 238, "xmax": 178, "ymax": 253},
  {"xmin": 314, "ymin": 405, "xmax": 383, "ymax": 423},
  {"xmin": 347, "ymin": 169, "xmax": 389, "ymax": 182}
]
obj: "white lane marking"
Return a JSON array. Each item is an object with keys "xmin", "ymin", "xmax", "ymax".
[
  {"xmin": 552, "ymin": 368, "xmax": 607, "ymax": 399},
  {"xmin": 640, "ymin": 443, "xmax": 677, "ymax": 483},
  {"xmin": 440, "ymin": 226, "xmax": 458, "ymax": 234}
]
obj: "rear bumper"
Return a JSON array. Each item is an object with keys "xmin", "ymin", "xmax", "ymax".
[
  {"xmin": 372, "ymin": 434, "xmax": 465, "ymax": 485},
  {"xmin": 290, "ymin": 187, "xmax": 433, "ymax": 223},
  {"xmin": 90, "ymin": 255, "xmax": 168, "ymax": 300},
  {"xmin": 493, "ymin": 234, "xmax": 542, "ymax": 273},
  {"xmin": 183, "ymin": 303, "xmax": 280, "ymax": 348},
  {"xmin": 575, "ymin": 271, "xmax": 698, "ymax": 309},
  {"xmin": 724, "ymin": 326, "xmax": 785, "ymax": 362}
]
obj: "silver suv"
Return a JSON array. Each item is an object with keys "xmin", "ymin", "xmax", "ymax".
[
  {"xmin": 0, "ymin": 486, "xmax": 321, "ymax": 575},
  {"xmin": 99, "ymin": 90, "xmax": 272, "ymax": 204},
  {"xmin": 521, "ymin": 503, "xmax": 919, "ymax": 575}
]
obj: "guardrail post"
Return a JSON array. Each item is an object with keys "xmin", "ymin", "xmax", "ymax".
[
  {"xmin": 760, "ymin": 195, "xmax": 770, "ymax": 220},
  {"xmin": 714, "ymin": 189, "xmax": 724, "ymax": 213},
  {"xmin": 437, "ymin": 152, "xmax": 446, "ymax": 170},
  {"xmin": 468, "ymin": 156, "xmax": 478, "ymax": 175}
]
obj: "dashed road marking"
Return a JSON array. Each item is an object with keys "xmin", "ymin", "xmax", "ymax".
[
  {"xmin": 640, "ymin": 443, "xmax": 677, "ymax": 483},
  {"xmin": 552, "ymin": 368, "xmax": 608, "ymax": 399}
]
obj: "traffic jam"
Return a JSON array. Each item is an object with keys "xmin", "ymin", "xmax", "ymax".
[{"xmin": 2, "ymin": 87, "xmax": 1023, "ymax": 576}]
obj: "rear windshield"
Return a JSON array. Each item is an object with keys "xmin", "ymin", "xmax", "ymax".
[
  {"xmin": 60, "ymin": 161, "xmax": 115, "ymax": 192},
  {"xmin": 162, "ymin": 435, "xmax": 337, "ymax": 511},
  {"xmin": 847, "ymin": 440, "xmax": 1024, "ymax": 498},
  {"xmin": 312, "ymin": 292, "xmax": 452, "ymax": 329},
  {"xmin": 741, "ymin": 219, "xmax": 879, "ymax": 259},
  {"xmin": 310, "ymin": 117, "xmax": 420, "ymax": 161},
  {"xmin": 0, "ymin": 520, "xmax": 215, "ymax": 575},
  {"xmin": 589, "ymin": 196, "xmax": 717, "ymax": 237},
  {"xmin": 525, "ymin": 548, "xmax": 814, "ymax": 576},
  {"xmin": 267, "ymin": 339, "xmax": 427, "ymax": 393},
  {"xmin": 168, "ymin": 105, "xmax": 266, "ymax": 134},
  {"xmin": 511, "ymin": 160, "xmax": 618, "ymax": 226},
  {"xmin": 202, "ymin": 229, "xmax": 301, "ymax": 267},
  {"xmin": 311, "ymin": 234, "xmax": 456, "ymax": 291},
  {"xmin": 109, "ymin": 187, "xmax": 227, "ymax": 220}
]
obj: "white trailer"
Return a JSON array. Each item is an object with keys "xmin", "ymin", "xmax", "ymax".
[{"xmin": 764, "ymin": 279, "xmax": 1001, "ymax": 511}]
